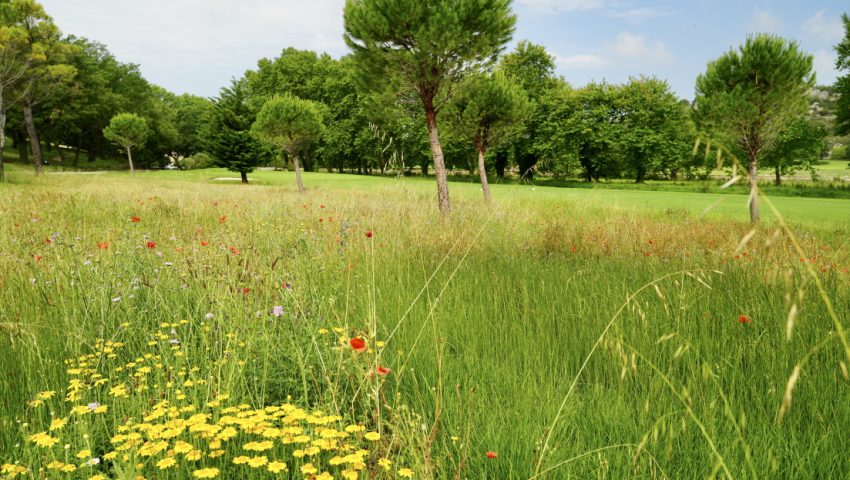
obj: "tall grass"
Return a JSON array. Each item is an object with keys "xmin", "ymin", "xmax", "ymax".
[{"xmin": 0, "ymin": 170, "xmax": 848, "ymax": 478}]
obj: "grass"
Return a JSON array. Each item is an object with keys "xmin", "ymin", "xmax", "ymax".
[{"xmin": 0, "ymin": 167, "xmax": 849, "ymax": 478}]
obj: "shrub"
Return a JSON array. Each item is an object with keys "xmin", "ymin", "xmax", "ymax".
[{"xmin": 180, "ymin": 152, "xmax": 214, "ymax": 170}]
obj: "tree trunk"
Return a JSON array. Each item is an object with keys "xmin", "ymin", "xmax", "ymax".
[
  {"xmin": 495, "ymin": 150, "xmax": 508, "ymax": 179},
  {"xmin": 747, "ymin": 151, "xmax": 760, "ymax": 223},
  {"xmin": 0, "ymin": 99, "xmax": 6, "ymax": 183},
  {"xmin": 424, "ymin": 102, "xmax": 451, "ymax": 215},
  {"xmin": 241, "ymin": 170, "xmax": 249, "ymax": 184},
  {"xmin": 23, "ymin": 99, "xmax": 43, "ymax": 176},
  {"xmin": 635, "ymin": 167, "xmax": 646, "ymax": 183},
  {"xmin": 126, "ymin": 146, "xmax": 135, "ymax": 174},
  {"xmin": 288, "ymin": 144, "xmax": 305, "ymax": 194},
  {"xmin": 774, "ymin": 166, "xmax": 782, "ymax": 187},
  {"xmin": 476, "ymin": 131, "xmax": 492, "ymax": 204}
]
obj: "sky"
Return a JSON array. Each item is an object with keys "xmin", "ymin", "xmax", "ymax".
[{"xmin": 39, "ymin": 0, "xmax": 848, "ymax": 100}]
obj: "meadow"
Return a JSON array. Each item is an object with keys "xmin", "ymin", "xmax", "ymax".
[{"xmin": 1, "ymin": 167, "xmax": 849, "ymax": 479}]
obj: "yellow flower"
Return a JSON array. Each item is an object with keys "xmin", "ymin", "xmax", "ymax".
[
  {"xmin": 156, "ymin": 457, "xmax": 177, "ymax": 470},
  {"xmin": 89, "ymin": 475, "xmax": 107, "ymax": 480},
  {"xmin": 48, "ymin": 418, "xmax": 68, "ymax": 431},
  {"xmin": 364, "ymin": 432, "xmax": 381, "ymax": 441},
  {"xmin": 233, "ymin": 456, "xmax": 250, "ymax": 465},
  {"xmin": 342, "ymin": 470, "xmax": 359, "ymax": 480},
  {"xmin": 247, "ymin": 456, "xmax": 268, "ymax": 468},
  {"xmin": 345, "ymin": 425, "xmax": 365, "ymax": 433},
  {"xmin": 398, "ymin": 468, "xmax": 414, "ymax": 478},
  {"xmin": 378, "ymin": 458, "xmax": 392, "ymax": 471},
  {"xmin": 316, "ymin": 473, "xmax": 333, "ymax": 480},
  {"xmin": 185, "ymin": 450, "xmax": 203, "ymax": 461},
  {"xmin": 301, "ymin": 463, "xmax": 318, "ymax": 475},
  {"xmin": 173, "ymin": 441, "xmax": 194, "ymax": 454},
  {"xmin": 244, "ymin": 440, "xmax": 274, "ymax": 451},
  {"xmin": 109, "ymin": 384, "xmax": 129, "ymax": 398},
  {"xmin": 267, "ymin": 461, "xmax": 288, "ymax": 473},
  {"xmin": 192, "ymin": 468, "xmax": 220, "ymax": 478},
  {"xmin": 29, "ymin": 432, "xmax": 59, "ymax": 448},
  {"xmin": 37, "ymin": 390, "xmax": 56, "ymax": 400},
  {"xmin": 93, "ymin": 405, "xmax": 109, "ymax": 414}
]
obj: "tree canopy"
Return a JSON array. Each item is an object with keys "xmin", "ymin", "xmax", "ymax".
[
  {"xmin": 695, "ymin": 34, "xmax": 815, "ymax": 222},
  {"xmin": 102, "ymin": 113, "xmax": 148, "ymax": 174},
  {"xmin": 344, "ymin": 0, "xmax": 516, "ymax": 215},
  {"xmin": 252, "ymin": 94, "xmax": 324, "ymax": 193}
]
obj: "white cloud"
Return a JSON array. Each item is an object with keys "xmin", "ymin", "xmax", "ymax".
[
  {"xmin": 750, "ymin": 9, "xmax": 782, "ymax": 33},
  {"xmin": 607, "ymin": 32, "xmax": 674, "ymax": 65},
  {"xmin": 812, "ymin": 49, "xmax": 838, "ymax": 85},
  {"xmin": 556, "ymin": 53, "xmax": 609, "ymax": 69},
  {"xmin": 516, "ymin": 0, "xmax": 607, "ymax": 13},
  {"xmin": 802, "ymin": 10, "xmax": 844, "ymax": 44},
  {"xmin": 41, "ymin": 0, "xmax": 347, "ymax": 97}
]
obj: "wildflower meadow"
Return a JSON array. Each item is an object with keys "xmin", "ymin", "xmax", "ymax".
[{"xmin": 0, "ymin": 169, "xmax": 849, "ymax": 479}]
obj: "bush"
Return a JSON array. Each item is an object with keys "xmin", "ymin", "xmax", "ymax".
[
  {"xmin": 831, "ymin": 144, "xmax": 848, "ymax": 160},
  {"xmin": 180, "ymin": 152, "xmax": 214, "ymax": 170}
]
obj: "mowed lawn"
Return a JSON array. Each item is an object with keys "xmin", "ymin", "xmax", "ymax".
[
  {"xmin": 55, "ymin": 166, "xmax": 850, "ymax": 228},
  {"xmin": 1, "ymin": 167, "xmax": 850, "ymax": 478}
]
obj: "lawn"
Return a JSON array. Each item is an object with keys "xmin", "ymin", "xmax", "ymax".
[{"xmin": 1, "ymin": 167, "xmax": 849, "ymax": 479}]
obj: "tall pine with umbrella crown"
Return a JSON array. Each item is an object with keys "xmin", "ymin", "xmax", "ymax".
[
  {"xmin": 343, "ymin": 0, "xmax": 516, "ymax": 215},
  {"xmin": 695, "ymin": 34, "xmax": 814, "ymax": 223}
]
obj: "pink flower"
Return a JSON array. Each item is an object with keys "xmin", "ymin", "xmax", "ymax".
[{"xmin": 272, "ymin": 306, "xmax": 284, "ymax": 318}]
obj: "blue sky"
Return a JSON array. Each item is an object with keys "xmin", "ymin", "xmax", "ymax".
[{"xmin": 41, "ymin": 0, "xmax": 847, "ymax": 100}]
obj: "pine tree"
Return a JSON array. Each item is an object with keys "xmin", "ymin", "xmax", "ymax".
[{"xmin": 344, "ymin": 0, "xmax": 516, "ymax": 215}]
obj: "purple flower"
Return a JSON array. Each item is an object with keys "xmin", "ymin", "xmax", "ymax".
[{"xmin": 272, "ymin": 306, "xmax": 284, "ymax": 318}]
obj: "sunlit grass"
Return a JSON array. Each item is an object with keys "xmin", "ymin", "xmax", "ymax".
[{"xmin": 1, "ymin": 169, "xmax": 849, "ymax": 478}]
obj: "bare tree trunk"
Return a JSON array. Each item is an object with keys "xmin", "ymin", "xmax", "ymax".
[
  {"xmin": 774, "ymin": 166, "xmax": 782, "ymax": 187},
  {"xmin": 288, "ymin": 145, "xmax": 305, "ymax": 194},
  {"xmin": 241, "ymin": 170, "xmax": 248, "ymax": 184},
  {"xmin": 23, "ymin": 99, "xmax": 43, "ymax": 176},
  {"xmin": 476, "ymin": 132, "xmax": 491, "ymax": 204},
  {"xmin": 0, "ymin": 101, "xmax": 6, "ymax": 183},
  {"xmin": 424, "ymin": 103, "xmax": 450, "ymax": 215},
  {"xmin": 748, "ymin": 151, "xmax": 760, "ymax": 223},
  {"xmin": 126, "ymin": 146, "xmax": 135, "ymax": 174}
]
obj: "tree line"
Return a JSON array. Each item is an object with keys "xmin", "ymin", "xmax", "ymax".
[{"xmin": 2, "ymin": 0, "xmax": 849, "ymax": 222}]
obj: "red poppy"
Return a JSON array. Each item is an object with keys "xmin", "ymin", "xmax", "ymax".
[
  {"xmin": 486, "ymin": 451, "xmax": 498, "ymax": 459},
  {"xmin": 146, "ymin": 241, "xmax": 157, "ymax": 249},
  {"xmin": 43, "ymin": 238, "xmax": 52, "ymax": 244},
  {"xmin": 33, "ymin": 255, "xmax": 42, "ymax": 262},
  {"xmin": 376, "ymin": 366, "xmax": 391, "ymax": 376},
  {"xmin": 98, "ymin": 242, "xmax": 109, "ymax": 250},
  {"xmin": 319, "ymin": 218, "xmax": 324, "ymax": 223},
  {"xmin": 131, "ymin": 216, "xmax": 141, "ymax": 223},
  {"xmin": 219, "ymin": 215, "xmax": 227, "ymax": 224},
  {"xmin": 200, "ymin": 241, "xmax": 209, "ymax": 247},
  {"xmin": 320, "ymin": 205, "xmax": 326, "ymax": 209},
  {"xmin": 229, "ymin": 246, "xmax": 240, "ymax": 255},
  {"xmin": 365, "ymin": 231, "xmax": 373, "ymax": 239},
  {"xmin": 738, "ymin": 315, "xmax": 751, "ymax": 324},
  {"xmin": 350, "ymin": 337, "xmax": 367, "ymax": 352},
  {"xmin": 242, "ymin": 287, "xmax": 251, "ymax": 295}
]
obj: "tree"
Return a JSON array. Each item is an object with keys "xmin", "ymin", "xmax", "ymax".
[
  {"xmin": 835, "ymin": 13, "xmax": 850, "ymax": 136},
  {"xmin": 103, "ymin": 113, "xmax": 148, "ymax": 174},
  {"xmin": 761, "ymin": 118, "xmax": 827, "ymax": 185},
  {"xmin": 344, "ymin": 0, "xmax": 516, "ymax": 215},
  {"xmin": 450, "ymin": 72, "xmax": 529, "ymax": 202},
  {"xmin": 202, "ymin": 79, "xmax": 267, "ymax": 184},
  {"xmin": 165, "ymin": 93, "xmax": 212, "ymax": 160},
  {"xmin": 251, "ymin": 94, "xmax": 324, "ymax": 194},
  {"xmin": 499, "ymin": 41, "xmax": 563, "ymax": 179},
  {"xmin": 695, "ymin": 34, "xmax": 815, "ymax": 223},
  {"xmin": 0, "ymin": 0, "xmax": 29, "ymax": 181},
  {"xmin": 617, "ymin": 77, "xmax": 694, "ymax": 183},
  {"xmin": 8, "ymin": 0, "xmax": 76, "ymax": 175}
]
